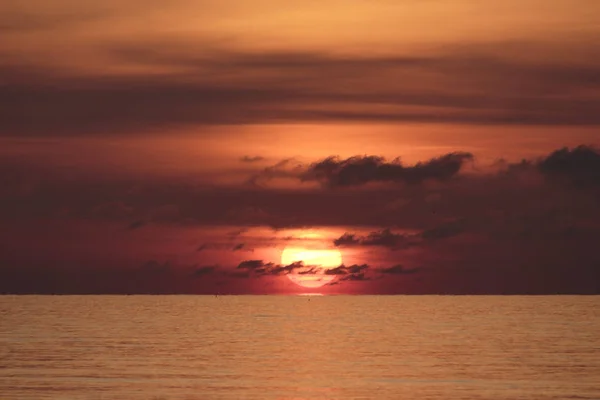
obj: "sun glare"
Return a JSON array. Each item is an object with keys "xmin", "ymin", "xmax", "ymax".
[{"xmin": 281, "ymin": 246, "xmax": 343, "ymax": 288}]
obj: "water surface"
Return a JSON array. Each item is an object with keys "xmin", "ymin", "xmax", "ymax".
[{"xmin": 1, "ymin": 296, "xmax": 599, "ymax": 399}]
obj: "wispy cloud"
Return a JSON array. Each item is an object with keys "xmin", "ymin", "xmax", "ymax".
[
  {"xmin": 240, "ymin": 156, "xmax": 266, "ymax": 163},
  {"xmin": 2, "ymin": 41, "xmax": 600, "ymax": 135},
  {"xmin": 334, "ymin": 229, "xmax": 411, "ymax": 250}
]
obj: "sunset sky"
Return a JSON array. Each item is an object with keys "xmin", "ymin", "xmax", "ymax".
[{"xmin": 1, "ymin": 0, "xmax": 599, "ymax": 294}]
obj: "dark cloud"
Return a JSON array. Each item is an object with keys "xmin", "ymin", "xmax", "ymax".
[
  {"xmin": 340, "ymin": 273, "xmax": 370, "ymax": 282},
  {"xmin": 232, "ymin": 243, "xmax": 245, "ymax": 251},
  {"xmin": 237, "ymin": 260, "xmax": 269, "ymax": 270},
  {"xmin": 2, "ymin": 40, "xmax": 600, "ymax": 136},
  {"xmin": 193, "ymin": 266, "xmax": 217, "ymax": 276},
  {"xmin": 221, "ymin": 262, "xmax": 374, "ymax": 281},
  {"xmin": 334, "ymin": 229, "xmax": 411, "ymax": 250},
  {"xmin": 253, "ymin": 153, "xmax": 473, "ymax": 188},
  {"xmin": 240, "ymin": 156, "xmax": 266, "ymax": 163},
  {"xmin": 267, "ymin": 261, "xmax": 305, "ymax": 276},
  {"xmin": 196, "ymin": 244, "xmax": 209, "ymax": 252},
  {"xmin": 235, "ymin": 259, "xmax": 307, "ymax": 276},
  {"xmin": 227, "ymin": 228, "xmax": 248, "ymax": 237},
  {"xmin": 127, "ymin": 220, "xmax": 147, "ymax": 230},
  {"xmin": 360, "ymin": 229, "xmax": 411, "ymax": 248},
  {"xmin": 297, "ymin": 266, "xmax": 320, "ymax": 275},
  {"xmin": 537, "ymin": 145, "xmax": 600, "ymax": 186},
  {"xmin": 347, "ymin": 264, "xmax": 370, "ymax": 274},
  {"xmin": 1, "ymin": 146, "xmax": 598, "ymax": 232},
  {"xmin": 324, "ymin": 266, "xmax": 348, "ymax": 275},
  {"xmin": 324, "ymin": 264, "xmax": 370, "ymax": 275},
  {"xmin": 333, "ymin": 233, "xmax": 360, "ymax": 247},
  {"xmin": 420, "ymin": 219, "xmax": 467, "ymax": 240},
  {"xmin": 248, "ymin": 158, "xmax": 302, "ymax": 187},
  {"xmin": 324, "ymin": 267, "xmax": 372, "ymax": 285},
  {"xmin": 300, "ymin": 153, "xmax": 474, "ymax": 188},
  {"xmin": 494, "ymin": 145, "xmax": 600, "ymax": 191},
  {"xmin": 379, "ymin": 264, "xmax": 418, "ymax": 274},
  {"xmin": 334, "ymin": 221, "xmax": 469, "ymax": 251},
  {"xmin": 196, "ymin": 242, "xmax": 253, "ymax": 252}
]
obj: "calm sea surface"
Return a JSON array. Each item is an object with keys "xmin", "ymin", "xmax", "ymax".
[{"xmin": 1, "ymin": 296, "xmax": 599, "ymax": 399}]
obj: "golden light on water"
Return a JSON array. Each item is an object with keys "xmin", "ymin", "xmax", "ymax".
[{"xmin": 280, "ymin": 246, "xmax": 343, "ymax": 288}]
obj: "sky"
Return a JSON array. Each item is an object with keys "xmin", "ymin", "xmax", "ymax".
[{"xmin": 1, "ymin": 0, "xmax": 599, "ymax": 294}]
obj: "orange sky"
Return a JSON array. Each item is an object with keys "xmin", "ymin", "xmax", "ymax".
[
  {"xmin": 1, "ymin": 124, "xmax": 598, "ymax": 186},
  {"xmin": 3, "ymin": 0, "xmax": 599, "ymax": 64},
  {"xmin": 3, "ymin": 0, "xmax": 599, "ymax": 167},
  {"xmin": 1, "ymin": 0, "xmax": 599, "ymax": 294}
]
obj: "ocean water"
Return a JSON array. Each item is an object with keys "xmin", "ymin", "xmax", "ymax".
[{"xmin": 1, "ymin": 296, "xmax": 598, "ymax": 400}]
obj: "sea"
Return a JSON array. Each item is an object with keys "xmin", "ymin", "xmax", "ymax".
[{"xmin": 1, "ymin": 295, "xmax": 598, "ymax": 400}]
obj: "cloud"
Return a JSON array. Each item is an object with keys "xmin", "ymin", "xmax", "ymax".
[
  {"xmin": 333, "ymin": 233, "xmax": 360, "ymax": 247},
  {"xmin": 324, "ymin": 267, "xmax": 373, "ymax": 285},
  {"xmin": 2, "ymin": 39, "xmax": 600, "ymax": 136},
  {"xmin": 227, "ymin": 228, "xmax": 248, "ymax": 237},
  {"xmin": 339, "ymin": 273, "xmax": 370, "ymax": 282},
  {"xmin": 420, "ymin": 219, "xmax": 467, "ymax": 240},
  {"xmin": 324, "ymin": 266, "xmax": 348, "ymax": 275},
  {"xmin": 333, "ymin": 220, "xmax": 469, "ymax": 253},
  {"xmin": 252, "ymin": 153, "xmax": 473, "ymax": 188},
  {"xmin": 378, "ymin": 264, "xmax": 418, "ymax": 274},
  {"xmin": 537, "ymin": 145, "xmax": 600, "ymax": 186},
  {"xmin": 193, "ymin": 266, "xmax": 217, "ymax": 276},
  {"xmin": 266, "ymin": 261, "xmax": 305, "ymax": 276},
  {"xmin": 361, "ymin": 229, "xmax": 411, "ymax": 248},
  {"xmin": 495, "ymin": 145, "xmax": 600, "ymax": 188},
  {"xmin": 232, "ymin": 243, "xmax": 246, "ymax": 251},
  {"xmin": 240, "ymin": 156, "xmax": 265, "ymax": 163},
  {"xmin": 1, "ymin": 228, "xmax": 597, "ymax": 293},
  {"xmin": 227, "ymin": 259, "xmax": 376, "ymax": 285},
  {"xmin": 334, "ymin": 229, "xmax": 411, "ymax": 250},
  {"xmin": 237, "ymin": 260, "xmax": 269, "ymax": 270},
  {"xmin": 300, "ymin": 153, "xmax": 474, "ymax": 188},
  {"xmin": 297, "ymin": 266, "xmax": 320, "ymax": 275},
  {"xmin": 2, "ymin": 146, "xmax": 598, "ymax": 234},
  {"xmin": 196, "ymin": 242, "xmax": 254, "ymax": 252},
  {"xmin": 324, "ymin": 264, "xmax": 370, "ymax": 275},
  {"xmin": 235, "ymin": 259, "xmax": 309, "ymax": 276},
  {"xmin": 248, "ymin": 158, "xmax": 303, "ymax": 187},
  {"xmin": 213, "ymin": 261, "xmax": 375, "ymax": 283},
  {"xmin": 126, "ymin": 220, "xmax": 147, "ymax": 230}
]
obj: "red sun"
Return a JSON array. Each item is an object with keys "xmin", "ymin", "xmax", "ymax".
[{"xmin": 280, "ymin": 246, "xmax": 343, "ymax": 288}]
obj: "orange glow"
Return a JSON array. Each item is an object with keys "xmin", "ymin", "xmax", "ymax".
[{"xmin": 281, "ymin": 247, "xmax": 343, "ymax": 288}]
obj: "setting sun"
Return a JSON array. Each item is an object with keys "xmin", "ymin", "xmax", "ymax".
[{"xmin": 280, "ymin": 247, "xmax": 343, "ymax": 288}]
